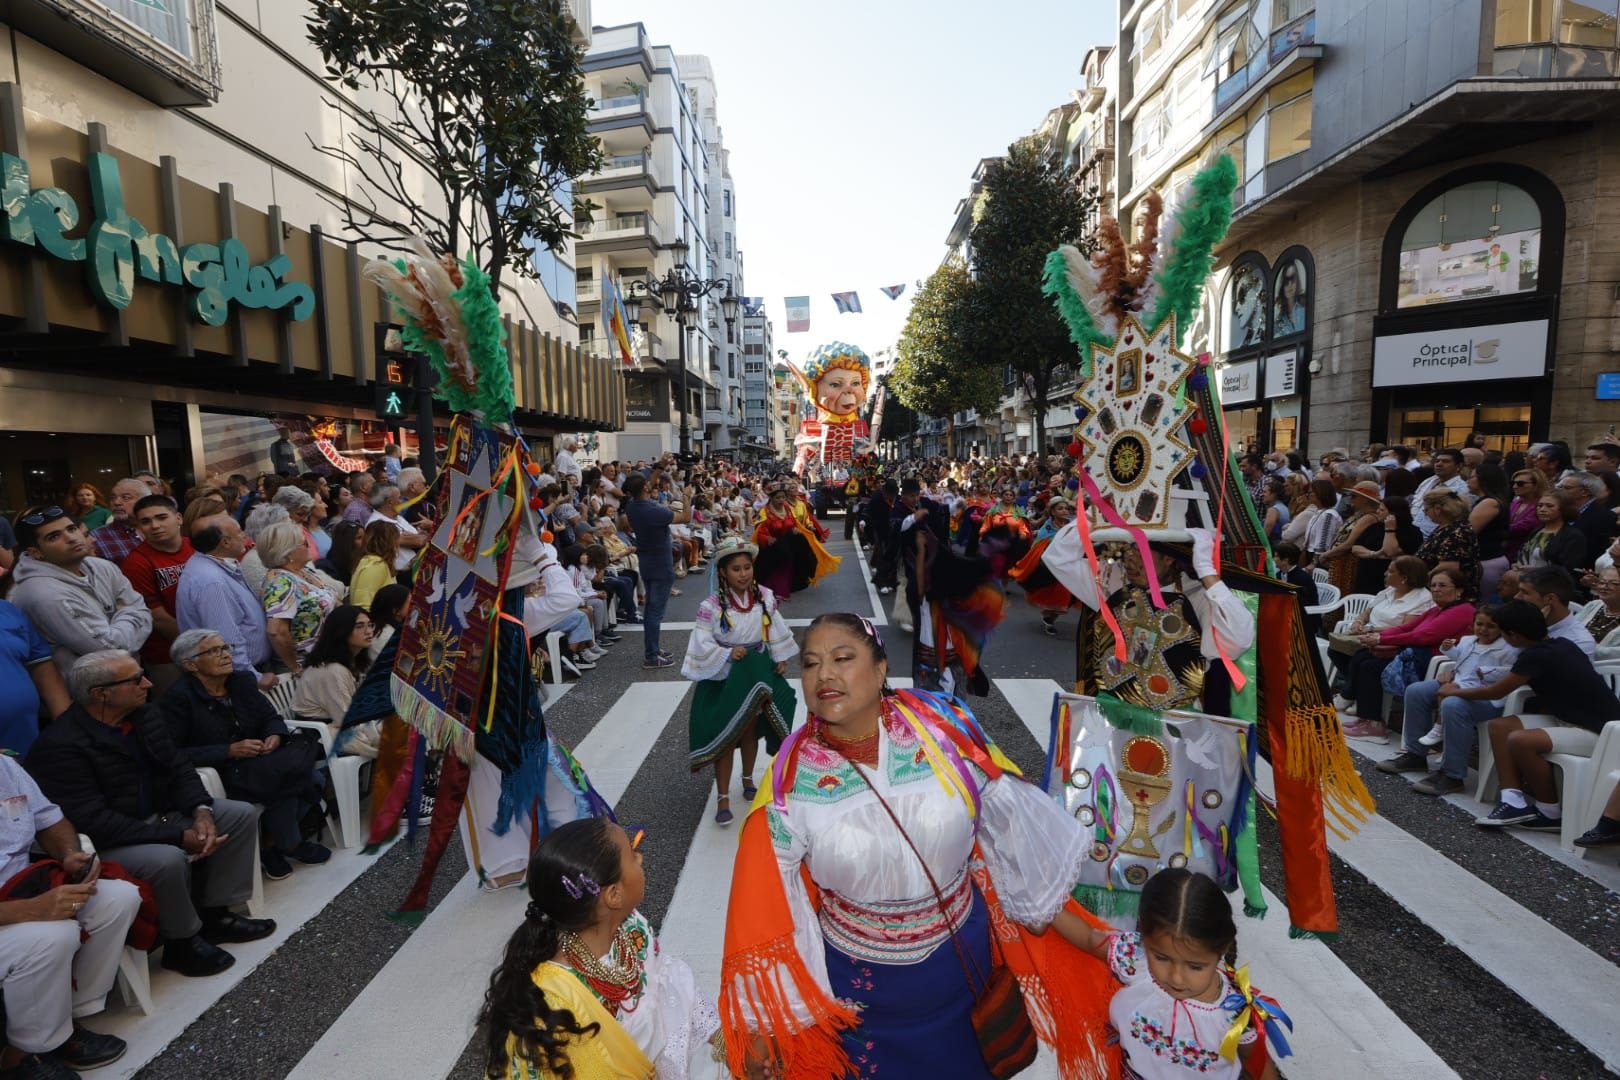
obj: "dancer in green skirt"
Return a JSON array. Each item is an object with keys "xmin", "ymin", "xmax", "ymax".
[{"xmin": 681, "ymin": 536, "xmax": 800, "ymax": 825}]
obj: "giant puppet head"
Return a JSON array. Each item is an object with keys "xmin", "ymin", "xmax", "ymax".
[{"xmin": 800, "ymin": 341, "xmax": 871, "ymax": 421}]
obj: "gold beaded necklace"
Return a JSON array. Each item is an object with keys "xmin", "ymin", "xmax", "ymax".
[{"xmin": 558, "ymin": 926, "xmax": 646, "ymax": 1015}]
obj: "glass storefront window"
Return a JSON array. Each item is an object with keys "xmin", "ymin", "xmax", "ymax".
[
  {"xmin": 1267, "ymin": 90, "xmax": 1311, "ymax": 162},
  {"xmin": 1496, "ymin": 0, "xmax": 1554, "ymax": 44},
  {"xmin": 1395, "ymin": 404, "xmax": 1530, "ymax": 452},
  {"xmin": 1397, "ymin": 180, "xmax": 1541, "ymax": 308},
  {"xmin": 199, "ymin": 412, "xmax": 394, "ymax": 485}
]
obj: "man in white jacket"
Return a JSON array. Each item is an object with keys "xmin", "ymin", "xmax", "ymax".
[
  {"xmin": 521, "ymin": 540, "xmax": 601, "ymax": 671},
  {"xmin": 10, "ymin": 507, "xmax": 152, "ymax": 678}
]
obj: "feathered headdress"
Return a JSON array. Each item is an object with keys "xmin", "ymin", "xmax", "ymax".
[{"xmin": 364, "ymin": 238, "xmax": 515, "ymax": 423}]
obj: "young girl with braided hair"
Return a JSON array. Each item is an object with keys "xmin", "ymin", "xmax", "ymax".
[
  {"xmin": 682, "ymin": 536, "xmax": 799, "ymax": 826},
  {"xmin": 1067, "ymin": 868, "xmax": 1291, "ymax": 1079},
  {"xmin": 479, "ymin": 817, "xmax": 724, "ymax": 1078}
]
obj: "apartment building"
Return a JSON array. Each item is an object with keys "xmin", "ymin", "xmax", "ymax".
[
  {"xmin": 1116, "ymin": 0, "xmax": 1620, "ymax": 457},
  {"xmin": 741, "ymin": 309, "xmax": 781, "ymax": 460},
  {"xmin": 772, "ymin": 364, "xmax": 804, "ymax": 461},
  {"xmin": 577, "ymin": 24, "xmax": 735, "ymax": 462},
  {"xmin": 0, "ymin": 0, "xmax": 618, "ymax": 512}
]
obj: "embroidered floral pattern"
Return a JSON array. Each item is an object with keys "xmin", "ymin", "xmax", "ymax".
[
  {"xmin": 1109, "ymin": 931, "xmax": 1142, "ymax": 979},
  {"xmin": 820, "ymin": 870, "xmax": 973, "ymax": 965},
  {"xmin": 792, "ymin": 743, "xmax": 862, "ymax": 804},
  {"xmin": 1128, "ymin": 1013, "xmax": 1222, "ymax": 1071}
]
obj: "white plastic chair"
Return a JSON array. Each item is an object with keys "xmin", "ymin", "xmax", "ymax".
[
  {"xmin": 1573, "ymin": 703, "xmax": 1620, "ymax": 860},
  {"xmin": 1304, "ymin": 582, "xmax": 1341, "ymax": 617},
  {"xmin": 267, "ymin": 674, "xmax": 367, "ymax": 849},
  {"xmin": 1546, "ymin": 718, "xmax": 1620, "ymax": 852},
  {"xmin": 1473, "ymin": 687, "xmax": 1567, "ymax": 803},
  {"xmin": 1336, "ymin": 593, "xmax": 1377, "ymax": 626},
  {"xmin": 78, "ymin": 834, "xmax": 154, "ymax": 1016},
  {"xmin": 195, "ymin": 768, "xmax": 265, "ymax": 916},
  {"xmin": 1311, "ymin": 567, "xmax": 1330, "ymax": 586}
]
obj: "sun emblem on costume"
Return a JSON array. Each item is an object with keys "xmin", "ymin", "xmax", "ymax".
[
  {"xmin": 416, "ymin": 606, "xmax": 467, "ymax": 701},
  {"xmin": 1072, "ymin": 312, "xmax": 1196, "ymax": 529}
]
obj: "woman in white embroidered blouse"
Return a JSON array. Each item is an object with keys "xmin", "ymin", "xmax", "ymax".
[{"xmin": 719, "ymin": 613, "xmax": 1117, "ymax": 1080}]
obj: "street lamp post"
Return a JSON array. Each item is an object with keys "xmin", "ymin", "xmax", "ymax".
[{"xmin": 620, "ymin": 237, "xmax": 740, "ymax": 458}]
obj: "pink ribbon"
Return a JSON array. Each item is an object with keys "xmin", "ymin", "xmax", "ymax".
[{"xmin": 1078, "ymin": 469, "xmax": 1168, "ymax": 610}]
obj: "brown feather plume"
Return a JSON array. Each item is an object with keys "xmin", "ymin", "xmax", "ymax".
[
  {"xmin": 1125, "ymin": 191, "xmax": 1163, "ymax": 304},
  {"xmin": 1094, "ymin": 216, "xmax": 1132, "ymax": 324}
]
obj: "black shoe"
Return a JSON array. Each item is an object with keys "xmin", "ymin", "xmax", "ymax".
[
  {"xmin": 1412, "ymin": 771, "xmax": 1464, "ymax": 797},
  {"xmin": 160, "ymin": 934, "xmax": 235, "ymax": 977},
  {"xmin": 1511, "ymin": 810, "xmax": 1562, "ymax": 832},
  {"xmin": 1476, "ymin": 801, "xmax": 1538, "ymax": 827},
  {"xmin": 200, "ymin": 910, "xmax": 277, "ymax": 945},
  {"xmin": 1, "ymin": 1053, "xmax": 78, "ymax": 1079},
  {"xmin": 260, "ymin": 847, "xmax": 293, "ymax": 881},
  {"xmin": 1574, "ymin": 824, "xmax": 1620, "ymax": 848},
  {"xmin": 1376, "ymin": 751, "xmax": 1429, "ymax": 775},
  {"xmin": 50, "ymin": 1025, "xmax": 126, "ymax": 1070},
  {"xmin": 292, "ymin": 840, "xmax": 331, "ymax": 865}
]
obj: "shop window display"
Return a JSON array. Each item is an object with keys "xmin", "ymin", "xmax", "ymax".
[{"xmin": 1397, "ymin": 180, "xmax": 1541, "ymax": 308}]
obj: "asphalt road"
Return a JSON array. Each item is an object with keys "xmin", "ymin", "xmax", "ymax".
[{"xmin": 116, "ymin": 511, "xmax": 1619, "ymax": 1080}]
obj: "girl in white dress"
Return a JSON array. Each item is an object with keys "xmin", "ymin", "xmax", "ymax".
[{"xmin": 681, "ymin": 536, "xmax": 799, "ymax": 826}]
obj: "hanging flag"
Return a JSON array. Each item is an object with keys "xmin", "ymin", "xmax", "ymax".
[
  {"xmin": 742, "ymin": 296, "xmax": 766, "ymax": 316},
  {"xmin": 785, "ymin": 295, "xmax": 811, "ymax": 333},
  {"xmin": 880, "ymin": 284, "xmax": 906, "ymax": 300},
  {"xmin": 601, "ymin": 276, "xmax": 636, "ymax": 367},
  {"xmin": 832, "ymin": 291, "xmax": 862, "ymax": 314}
]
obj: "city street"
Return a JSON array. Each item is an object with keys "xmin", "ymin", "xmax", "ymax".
[{"xmin": 63, "ymin": 515, "xmax": 1619, "ymax": 1080}]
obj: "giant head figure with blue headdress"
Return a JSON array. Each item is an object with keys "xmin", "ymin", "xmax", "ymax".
[{"xmin": 789, "ymin": 341, "xmax": 880, "ymax": 475}]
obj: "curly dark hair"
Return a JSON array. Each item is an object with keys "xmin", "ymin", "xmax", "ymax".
[{"xmin": 480, "ymin": 817, "xmax": 624, "ymax": 1078}]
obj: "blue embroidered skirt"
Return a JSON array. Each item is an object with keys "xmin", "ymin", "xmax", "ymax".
[{"xmin": 824, "ymin": 890, "xmax": 996, "ymax": 1079}]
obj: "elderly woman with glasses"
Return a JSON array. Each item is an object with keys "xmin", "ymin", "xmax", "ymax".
[
  {"xmin": 1506, "ymin": 469, "xmax": 1550, "ymax": 563},
  {"xmin": 158, "ymin": 630, "xmax": 329, "ymax": 881},
  {"xmin": 258, "ymin": 522, "xmax": 339, "ymax": 677}
]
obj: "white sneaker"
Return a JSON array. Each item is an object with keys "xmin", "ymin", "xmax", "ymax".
[
  {"xmin": 583, "ymin": 647, "xmax": 607, "ymax": 661},
  {"xmin": 1332, "ymin": 694, "xmax": 1354, "ymax": 713},
  {"xmin": 1417, "ymin": 724, "xmax": 1444, "ymax": 748}
]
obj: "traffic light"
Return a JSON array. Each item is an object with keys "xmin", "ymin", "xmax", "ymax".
[{"xmin": 374, "ymin": 324, "xmax": 414, "ymax": 420}]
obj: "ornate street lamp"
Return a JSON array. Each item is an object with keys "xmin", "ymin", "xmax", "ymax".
[{"xmin": 621, "ymin": 236, "xmax": 739, "ymax": 456}]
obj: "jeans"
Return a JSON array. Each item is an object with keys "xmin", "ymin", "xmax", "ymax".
[
  {"xmin": 602, "ymin": 574, "xmax": 638, "ymax": 619},
  {"xmin": 544, "ymin": 610, "xmax": 593, "ymax": 647},
  {"xmin": 1347, "ymin": 649, "xmax": 1394, "ymax": 721},
  {"xmin": 1401, "ymin": 679, "xmax": 1503, "ymax": 779},
  {"xmin": 642, "ymin": 576, "xmax": 674, "ymax": 662}
]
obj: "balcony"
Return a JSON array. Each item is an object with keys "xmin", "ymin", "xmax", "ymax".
[
  {"xmin": 577, "ymin": 213, "xmax": 659, "ymax": 254},
  {"xmin": 590, "ymin": 92, "xmax": 647, "ymax": 120},
  {"xmin": 582, "ymin": 154, "xmax": 659, "ymax": 194},
  {"xmin": 1212, "ymin": 14, "xmax": 1320, "ymax": 118}
]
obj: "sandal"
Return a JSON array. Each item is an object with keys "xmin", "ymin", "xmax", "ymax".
[
  {"xmin": 742, "ymin": 777, "xmax": 758, "ymax": 801},
  {"xmin": 714, "ymin": 796, "xmax": 734, "ymax": 826}
]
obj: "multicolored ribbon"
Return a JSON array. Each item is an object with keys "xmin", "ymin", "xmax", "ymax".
[
  {"xmin": 1077, "ymin": 469, "xmax": 1168, "ymax": 611},
  {"xmin": 1219, "ymin": 965, "xmax": 1293, "ymax": 1076}
]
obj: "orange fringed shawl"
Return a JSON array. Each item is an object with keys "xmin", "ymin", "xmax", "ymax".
[{"xmin": 718, "ymin": 693, "xmax": 1121, "ymax": 1079}]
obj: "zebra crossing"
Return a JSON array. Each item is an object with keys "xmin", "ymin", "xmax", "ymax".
[{"xmin": 69, "ymin": 527, "xmax": 1620, "ymax": 1079}]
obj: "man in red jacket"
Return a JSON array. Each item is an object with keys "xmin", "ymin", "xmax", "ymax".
[{"xmin": 119, "ymin": 495, "xmax": 195, "ymax": 695}]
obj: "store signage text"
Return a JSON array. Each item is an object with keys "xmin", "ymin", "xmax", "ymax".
[
  {"xmin": 626, "ymin": 406, "xmax": 654, "ymax": 420},
  {"xmin": 1265, "ymin": 349, "xmax": 1297, "ymax": 399},
  {"xmin": 1, "ymin": 151, "xmax": 315, "ymax": 326},
  {"xmin": 1372, "ymin": 319, "xmax": 1548, "ymax": 387},
  {"xmin": 1219, "ymin": 359, "xmax": 1258, "ymax": 404}
]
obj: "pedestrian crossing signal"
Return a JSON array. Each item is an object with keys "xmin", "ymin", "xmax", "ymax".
[{"xmin": 377, "ymin": 387, "xmax": 406, "ymax": 419}]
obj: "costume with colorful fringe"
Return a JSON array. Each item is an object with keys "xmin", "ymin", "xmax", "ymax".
[
  {"xmin": 752, "ymin": 502, "xmax": 840, "ymax": 599},
  {"xmin": 900, "ymin": 497, "xmax": 1006, "ymax": 697},
  {"xmin": 1010, "ymin": 517, "xmax": 1076, "ymax": 612},
  {"xmin": 718, "ymin": 689, "xmax": 1120, "ymax": 1080},
  {"xmin": 1037, "ymin": 157, "xmax": 1371, "ymax": 940},
  {"xmin": 341, "ymin": 240, "xmax": 608, "ymax": 914}
]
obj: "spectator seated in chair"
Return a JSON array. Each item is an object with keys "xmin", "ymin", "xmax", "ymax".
[
  {"xmin": 159, "ymin": 630, "xmax": 329, "ymax": 882},
  {"xmin": 1377, "ymin": 605, "xmax": 1521, "ymax": 796},
  {"xmin": 1458, "ymin": 601, "xmax": 1620, "ymax": 831},
  {"xmin": 291, "ymin": 606, "xmax": 381, "ymax": 759},
  {"xmin": 0, "ymin": 754, "xmax": 141, "ymax": 1079},
  {"xmin": 25, "ymin": 651, "xmax": 274, "ymax": 979}
]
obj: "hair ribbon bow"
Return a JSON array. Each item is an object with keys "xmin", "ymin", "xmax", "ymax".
[{"xmin": 1219, "ymin": 964, "xmax": 1293, "ymax": 1075}]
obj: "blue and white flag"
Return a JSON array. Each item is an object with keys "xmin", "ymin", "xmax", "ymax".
[
  {"xmin": 832, "ymin": 291, "xmax": 862, "ymax": 314},
  {"xmin": 880, "ymin": 284, "xmax": 906, "ymax": 300},
  {"xmin": 741, "ymin": 296, "xmax": 766, "ymax": 316}
]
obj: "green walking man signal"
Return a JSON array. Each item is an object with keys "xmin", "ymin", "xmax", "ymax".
[
  {"xmin": 381, "ymin": 389, "xmax": 405, "ymax": 417},
  {"xmin": 374, "ymin": 347, "xmax": 413, "ymax": 419}
]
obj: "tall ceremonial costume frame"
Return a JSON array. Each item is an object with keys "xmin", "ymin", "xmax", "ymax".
[
  {"xmin": 1036, "ymin": 158, "xmax": 1372, "ymax": 940},
  {"xmin": 338, "ymin": 241, "xmax": 607, "ymax": 914}
]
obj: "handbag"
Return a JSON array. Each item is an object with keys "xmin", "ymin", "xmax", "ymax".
[{"xmin": 841, "ymin": 752, "xmax": 1038, "ymax": 1078}]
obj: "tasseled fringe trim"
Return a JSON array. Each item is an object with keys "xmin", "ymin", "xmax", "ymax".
[
  {"xmin": 492, "ymin": 735, "xmax": 550, "ymax": 837},
  {"xmin": 1282, "ymin": 705, "xmax": 1376, "ymax": 836},
  {"xmin": 1072, "ymin": 883, "xmax": 1142, "ymax": 920},
  {"xmin": 1014, "ymin": 899, "xmax": 1119, "ymax": 1080},
  {"xmin": 1288, "ymin": 926, "xmax": 1338, "ymax": 942},
  {"xmin": 720, "ymin": 935, "xmax": 860, "ymax": 1079},
  {"xmin": 392, "ymin": 676, "xmax": 477, "ymax": 761}
]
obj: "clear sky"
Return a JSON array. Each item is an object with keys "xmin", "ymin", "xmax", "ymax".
[{"xmin": 590, "ymin": 0, "xmax": 1115, "ymax": 366}]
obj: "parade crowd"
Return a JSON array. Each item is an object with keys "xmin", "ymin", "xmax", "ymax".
[{"xmin": 1, "ymin": 430, "xmax": 1619, "ymax": 1077}]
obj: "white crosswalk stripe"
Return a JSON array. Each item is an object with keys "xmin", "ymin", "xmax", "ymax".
[{"xmin": 86, "ymin": 667, "xmax": 1620, "ymax": 1077}]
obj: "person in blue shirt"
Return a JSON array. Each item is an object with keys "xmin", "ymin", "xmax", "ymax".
[
  {"xmin": 624, "ymin": 474, "xmax": 687, "ymax": 670},
  {"xmin": 0, "ymin": 600, "xmax": 71, "ymax": 753}
]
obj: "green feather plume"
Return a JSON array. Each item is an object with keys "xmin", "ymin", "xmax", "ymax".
[
  {"xmin": 393, "ymin": 257, "xmax": 514, "ymax": 421},
  {"xmin": 1042, "ymin": 248, "xmax": 1113, "ymax": 375},
  {"xmin": 1146, "ymin": 154, "xmax": 1238, "ymax": 346}
]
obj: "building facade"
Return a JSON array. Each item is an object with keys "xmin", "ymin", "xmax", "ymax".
[
  {"xmin": 0, "ymin": 0, "xmax": 619, "ymax": 514},
  {"xmin": 1116, "ymin": 0, "xmax": 1620, "ymax": 458},
  {"xmin": 577, "ymin": 25, "xmax": 739, "ymax": 462},
  {"xmin": 741, "ymin": 310, "xmax": 780, "ymax": 460}
]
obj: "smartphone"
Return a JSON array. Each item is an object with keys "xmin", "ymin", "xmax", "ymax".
[{"xmin": 72, "ymin": 853, "xmax": 99, "ymax": 884}]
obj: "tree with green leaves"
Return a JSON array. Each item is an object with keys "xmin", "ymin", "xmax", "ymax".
[
  {"xmin": 892, "ymin": 258, "xmax": 1003, "ymax": 458},
  {"xmin": 307, "ymin": 0, "xmax": 602, "ymax": 295},
  {"xmin": 969, "ymin": 137, "xmax": 1097, "ymax": 454}
]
